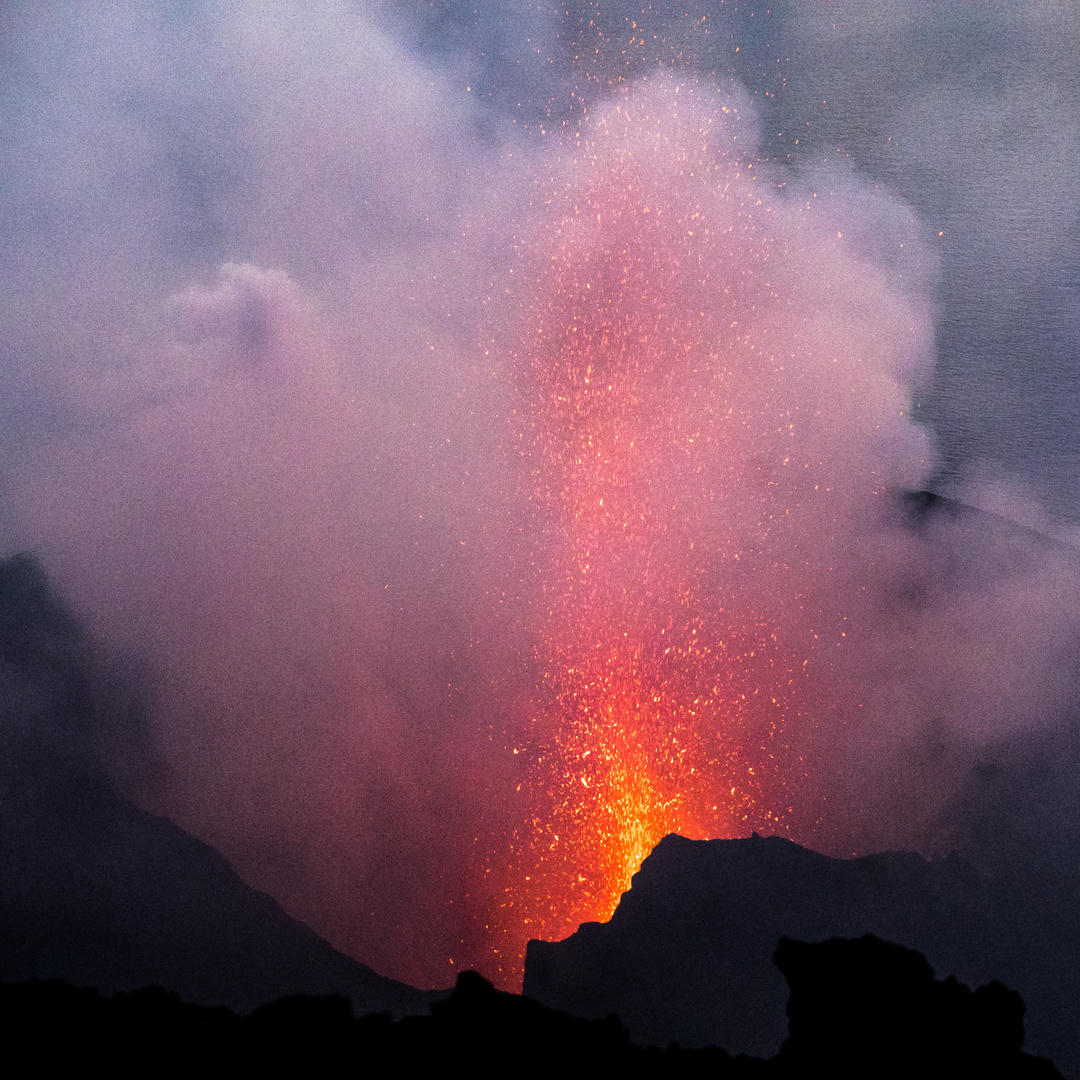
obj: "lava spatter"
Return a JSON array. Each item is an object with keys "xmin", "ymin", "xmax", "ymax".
[{"xmin": 497, "ymin": 82, "xmax": 817, "ymax": 963}]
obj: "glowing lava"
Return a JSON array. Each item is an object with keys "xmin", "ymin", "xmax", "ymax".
[
  {"xmin": 495, "ymin": 83, "xmax": 823, "ymax": 964},
  {"xmin": 476, "ymin": 73, "xmax": 932, "ymax": 990}
]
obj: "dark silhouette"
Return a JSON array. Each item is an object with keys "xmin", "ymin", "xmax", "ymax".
[
  {"xmin": 525, "ymin": 833, "xmax": 1000, "ymax": 1055},
  {"xmin": 774, "ymin": 934, "xmax": 1057, "ymax": 1078},
  {"xmin": 524, "ymin": 831, "xmax": 1076, "ymax": 1075},
  {"xmin": 0, "ymin": 553, "xmax": 440, "ymax": 1017},
  {"xmin": 0, "ymin": 936, "xmax": 1060, "ymax": 1076}
]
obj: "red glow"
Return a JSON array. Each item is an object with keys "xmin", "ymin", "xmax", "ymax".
[{"xmin": 484, "ymin": 84, "xmax": 831, "ymax": 983}]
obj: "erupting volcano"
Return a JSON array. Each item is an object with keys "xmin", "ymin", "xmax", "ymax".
[
  {"xmin": 486, "ymin": 82, "xmax": 933, "ymax": 978},
  {"xmin": 10, "ymin": 4, "xmax": 1077, "ymax": 1033}
]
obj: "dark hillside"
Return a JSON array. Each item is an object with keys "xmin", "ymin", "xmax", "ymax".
[
  {"xmin": 525, "ymin": 832, "xmax": 1076, "ymax": 1074},
  {"xmin": 0, "ymin": 554, "xmax": 438, "ymax": 1016}
]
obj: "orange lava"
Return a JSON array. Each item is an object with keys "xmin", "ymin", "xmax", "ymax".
[{"xmin": 487, "ymin": 84, "xmax": 817, "ymax": 983}]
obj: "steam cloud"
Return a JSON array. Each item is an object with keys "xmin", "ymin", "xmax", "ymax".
[{"xmin": 2, "ymin": 2, "xmax": 1078, "ymax": 989}]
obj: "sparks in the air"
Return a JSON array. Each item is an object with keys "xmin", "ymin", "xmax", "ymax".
[{"xmin": 488, "ymin": 78, "xmax": 933, "ymax": 973}]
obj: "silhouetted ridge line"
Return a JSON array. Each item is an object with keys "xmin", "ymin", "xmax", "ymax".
[
  {"xmin": 774, "ymin": 934, "xmax": 1055, "ymax": 1078},
  {"xmin": 524, "ymin": 832, "xmax": 1074, "ymax": 1074},
  {"xmin": 1, "ymin": 935, "xmax": 1059, "ymax": 1076},
  {"xmin": 0, "ymin": 553, "xmax": 439, "ymax": 1017}
]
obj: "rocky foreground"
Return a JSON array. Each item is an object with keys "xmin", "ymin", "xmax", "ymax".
[{"xmin": 1, "ymin": 933, "xmax": 1060, "ymax": 1077}]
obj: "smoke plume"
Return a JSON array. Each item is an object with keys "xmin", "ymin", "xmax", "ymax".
[{"xmin": 2, "ymin": 2, "xmax": 1079, "ymax": 989}]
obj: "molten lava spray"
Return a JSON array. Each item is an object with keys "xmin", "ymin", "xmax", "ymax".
[{"xmin": 488, "ymin": 81, "xmax": 934, "ymax": 976}]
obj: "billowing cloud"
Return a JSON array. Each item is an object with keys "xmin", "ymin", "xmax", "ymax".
[{"xmin": 2, "ymin": 2, "xmax": 1078, "ymax": 990}]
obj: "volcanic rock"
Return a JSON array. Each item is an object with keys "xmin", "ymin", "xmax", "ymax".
[
  {"xmin": 524, "ymin": 833, "xmax": 1010, "ymax": 1057},
  {"xmin": 773, "ymin": 934, "xmax": 1058, "ymax": 1078},
  {"xmin": 2, "ymin": 938, "xmax": 1060, "ymax": 1077}
]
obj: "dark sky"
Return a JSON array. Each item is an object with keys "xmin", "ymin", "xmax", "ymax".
[{"xmin": 1, "ymin": 1, "xmax": 1078, "ymax": 990}]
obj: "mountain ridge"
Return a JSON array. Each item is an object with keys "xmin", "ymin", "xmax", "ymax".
[
  {"xmin": 0, "ymin": 553, "xmax": 441, "ymax": 1017},
  {"xmin": 524, "ymin": 831, "xmax": 1075, "ymax": 1072}
]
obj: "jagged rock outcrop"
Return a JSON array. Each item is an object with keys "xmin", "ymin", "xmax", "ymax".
[
  {"xmin": 773, "ymin": 934, "xmax": 1058, "ymax": 1078},
  {"xmin": 524, "ymin": 833, "xmax": 1014, "ymax": 1058},
  {"xmin": 2, "ymin": 937, "xmax": 1060, "ymax": 1077}
]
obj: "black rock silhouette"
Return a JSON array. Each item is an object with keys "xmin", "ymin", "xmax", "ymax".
[
  {"xmin": 0, "ymin": 553, "xmax": 438, "ymax": 1017},
  {"xmin": 774, "ymin": 934, "xmax": 1058, "ymax": 1077}
]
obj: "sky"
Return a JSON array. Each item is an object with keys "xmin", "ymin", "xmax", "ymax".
[{"xmin": 2, "ymin": 1, "xmax": 1079, "ymax": 991}]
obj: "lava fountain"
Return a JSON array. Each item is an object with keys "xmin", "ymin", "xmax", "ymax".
[{"xmin": 488, "ymin": 80, "xmax": 933, "ymax": 977}]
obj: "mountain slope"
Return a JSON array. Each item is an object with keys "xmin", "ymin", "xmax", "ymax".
[{"xmin": 0, "ymin": 553, "xmax": 439, "ymax": 1016}]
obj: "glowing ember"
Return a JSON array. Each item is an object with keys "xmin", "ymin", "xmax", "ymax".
[{"xmin": 489, "ymin": 82, "xmax": 828, "ymax": 975}]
